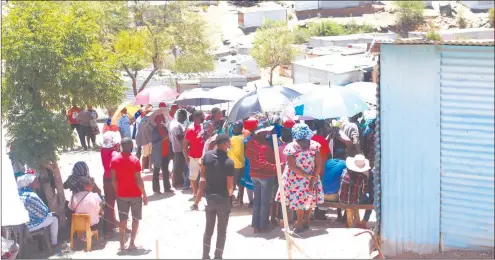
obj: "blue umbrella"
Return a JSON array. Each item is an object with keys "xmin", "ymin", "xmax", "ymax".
[
  {"xmin": 227, "ymin": 86, "xmax": 301, "ymax": 122},
  {"xmin": 292, "ymin": 87, "xmax": 369, "ymax": 120}
]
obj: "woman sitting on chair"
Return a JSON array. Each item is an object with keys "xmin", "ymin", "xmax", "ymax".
[{"xmin": 68, "ymin": 176, "xmax": 103, "ymax": 231}]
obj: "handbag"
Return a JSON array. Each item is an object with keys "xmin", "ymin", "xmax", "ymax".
[{"xmin": 67, "ymin": 192, "xmax": 90, "ymax": 216}]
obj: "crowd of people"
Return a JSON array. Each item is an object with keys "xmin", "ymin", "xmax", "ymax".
[{"xmin": 10, "ymin": 100, "xmax": 377, "ymax": 258}]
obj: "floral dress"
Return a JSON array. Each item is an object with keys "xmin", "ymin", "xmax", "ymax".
[{"xmin": 276, "ymin": 140, "xmax": 324, "ymax": 211}]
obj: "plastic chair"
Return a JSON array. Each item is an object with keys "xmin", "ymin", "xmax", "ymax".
[{"xmin": 70, "ymin": 214, "xmax": 98, "ymax": 252}]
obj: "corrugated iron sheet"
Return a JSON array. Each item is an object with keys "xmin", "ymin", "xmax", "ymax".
[
  {"xmin": 378, "ymin": 38, "xmax": 495, "ymax": 46},
  {"xmin": 439, "ymin": 45, "xmax": 495, "ymax": 249},
  {"xmin": 373, "ymin": 54, "xmax": 381, "ymax": 236},
  {"xmin": 379, "ymin": 44, "xmax": 441, "ymax": 256}
]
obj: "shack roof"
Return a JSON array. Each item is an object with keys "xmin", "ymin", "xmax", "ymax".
[
  {"xmin": 377, "ymin": 38, "xmax": 495, "ymax": 46},
  {"xmin": 292, "ymin": 54, "xmax": 376, "ymax": 74}
]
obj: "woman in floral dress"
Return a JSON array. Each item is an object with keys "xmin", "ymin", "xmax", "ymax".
[{"xmin": 276, "ymin": 123, "xmax": 324, "ymax": 233}]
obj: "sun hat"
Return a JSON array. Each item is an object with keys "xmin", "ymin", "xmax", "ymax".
[
  {"xmin": 291, "ymin": 123, "xmax": 313, "ymax": 140},
  {"xmin": 17, "ymin": 174, "xmax": 36, "ymax": 189},
  {"xmin": 345, "ymin": 154, "xmax": 371, "ymax": 173},
  {"xmin": 282, "ymin": 117, "xmax": 296, "ymax": 129},
  {"xmin": 102, "ymin": 131, "xmax": 122, "ymax": 149}
]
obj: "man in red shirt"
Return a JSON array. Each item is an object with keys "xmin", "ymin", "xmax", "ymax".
[
  {"xmin": 67, "ymin": 105, "xmax": 84, "ymax": 148},
  {"xmin": 183, "ymin": 110, "xmax": 205, "ymax": 198},
  {"xmin": 110, "ymin": 137, "xmax": 148, "ymax": 251},
  {"xmin": 311, "ymin": 120, "xmax": 331, "ymax": 176}
]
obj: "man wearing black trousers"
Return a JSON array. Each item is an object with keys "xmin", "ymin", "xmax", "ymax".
[{"xmin": 199, "ymin": 134, "xmax": 234, "ymax": 259}]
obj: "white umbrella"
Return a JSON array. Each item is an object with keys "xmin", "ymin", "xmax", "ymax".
[
  {"xmin": 207, "ymin": 85, "xmax": 247, "ymax": 102},
  {"xmin": 286, "ymin": 83, "xmax": 322, "ymax": 95},
  {"xmin": 343, "ymin": 82, "xmax": 377, "ymax": 105},
  {"xmin": 292, "ymin": 87, "xmax": 369, "ymax": 120},
  {"xmin": 174, "ymin": 88, "xmax": 230, "ymax": 107}
]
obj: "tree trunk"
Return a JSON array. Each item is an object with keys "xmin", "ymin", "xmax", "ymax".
[
  {"xmin": 269, "ymin": 66, "xmax": 277, "ymax": 86},
  {"xmin": 137, "ymin": 68, "xmax": 158, "ymax": 94},
  {"xmin": 132, "ymin": 78, "xmax": 138, "ymax": 97},
  {"xmin": 38, "ymin": 164, "xmax": 67, "ymax": 228}
]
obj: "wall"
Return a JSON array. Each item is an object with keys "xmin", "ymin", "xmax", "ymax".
[
  {"xmin": 408, "ymin": 28, "xmax": 494, "ymax": 41},
  {"xmin": 379, "ymin": 44, "xmax": 441, "ymax": 256}
]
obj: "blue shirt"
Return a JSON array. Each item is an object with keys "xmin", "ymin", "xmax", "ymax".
[
  {"xmin": 118, "ymin": 115, "xmax": 132, "ymax": 139},
  {"xmin": 323, "ymin": 159, "xmax": 346, "ymax": 194},
  {"xmin": 19, "ymin": 188, "xmax": 49, "ymax": 229},
  {"xmin": 240, "ymin": 134, "xmax": 254, "ymax": 190}
]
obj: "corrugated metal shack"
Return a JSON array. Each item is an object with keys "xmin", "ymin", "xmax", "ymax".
[{"xmin": 377, "ymin": 39, "xmax": 494, "ymax": 256}]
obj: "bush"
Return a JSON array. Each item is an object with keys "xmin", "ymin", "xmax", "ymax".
[
  {"xmin": 489, "ymin": 8, "xmax": 494, "ymax": 28},
  {"xmin": 395, "ymin": 1, "xmax": 425, "ymax": 36},
  {"xmin": 457, "ymin": 10, "xmax": 468, "ymax": 29},
  {"xmin": 344, "ymin": 19, "xmax": 375, "ymax": 34},
  {"xmin": 308, "ymin": 20, "xmax": 346, "ymax": 36},
  {"xmin": 426, "ymin": 30, "xmax": 441, "ymax": 41},
  {"xmin": 294, "ymin": 27, "xmax": 311, "ymax": 44}
]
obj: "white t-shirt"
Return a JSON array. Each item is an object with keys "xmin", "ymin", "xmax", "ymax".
[{"xmin": 69, "ymin": 191, "xmax": 102, "ymax": 226}]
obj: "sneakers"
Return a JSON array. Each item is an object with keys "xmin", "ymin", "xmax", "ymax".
[{"xmin": 190, "ymin": 204, "xmax": 199, "ymax": 211}]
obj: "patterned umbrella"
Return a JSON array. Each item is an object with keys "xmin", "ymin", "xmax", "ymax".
[{"xmin": 227, "ymin": 86, "xmax": 301, "ymax": 122}]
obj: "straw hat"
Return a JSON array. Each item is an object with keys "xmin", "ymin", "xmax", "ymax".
[{"xmin": 345, "ymin": 154, "xmax": 371, "ymax": 173}]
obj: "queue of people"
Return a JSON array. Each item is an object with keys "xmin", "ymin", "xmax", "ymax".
[{"xmin": 11, "ymin": 99, "xmax": 377, "ymax": 257}]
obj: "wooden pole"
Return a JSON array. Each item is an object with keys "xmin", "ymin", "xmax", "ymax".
[
  {"xmin": 156, "ymin": 239, "xmax": 159, "ymax": 259},
  {"xmin": 271, "ymin": 134, "xmax": 292, "ymax": 259}
]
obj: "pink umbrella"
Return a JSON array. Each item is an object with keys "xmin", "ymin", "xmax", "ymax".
[{"xmin": 133, "ymin": 87, "xmax": 179, "ymax": 105}]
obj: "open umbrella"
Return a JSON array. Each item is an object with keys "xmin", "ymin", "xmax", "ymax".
[
  {"xmin": 286, "ymin": 83, "xmax": 321, "ymax": 95},
  {"xmin": 343, "ymin": 82, "xmax": 377, "ymax": 105},
  {"xmin": 133, "ymin": 86, "xmax": 179, "ymax": 105},
  {"xmin": 111, "ymin": 103, "xmax": 141, "ymax": 126},
  {"xmin": 292, "ymin": 87, "xmax": 369, "ymax": 120},
  {"xmin": 207, "ymin": 85, "xmax": 247, "ymax": 102},
  {"xmin": 174, "ymin": 88, "xmax": 230, "ymax": 107},
  {"xmin": 227, "ymin": 86, "xmax": 301, "ymax": 122}
]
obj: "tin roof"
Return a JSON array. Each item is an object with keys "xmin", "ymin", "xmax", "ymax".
[{"xmin": 377, "ymin": 38, "xmax": 495, "ymax": 46}]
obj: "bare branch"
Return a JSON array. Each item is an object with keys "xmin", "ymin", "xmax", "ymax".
[
  {"xmin": 138, "ymin": 68, "xmax": 158, "ymax": 93},
  {"xmin": 123, "ymin": 64, "xmax": 135, "ymax": 80}
]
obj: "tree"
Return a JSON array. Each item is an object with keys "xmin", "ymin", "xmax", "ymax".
[
  {"xmin": 251, "ymin": 21, "xmax": 298, "ymax": 86},
  {"xmin": 113, "ymin": 1, "xmax": 215, "ymax": 96},
  {"xmin": 2, "ymin": 1, "xmax": 124, "ymax": 227},
  {"xmin": 394, "ymin": 1, "xmax": 425, "ymax": 37}
]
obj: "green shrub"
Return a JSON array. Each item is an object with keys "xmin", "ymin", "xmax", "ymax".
[
  {"xmin": 343, "ymin": 19, "xmax": 375, "ymax": 34},
  {"xmin": 294, "ymin": 27, "xmax": 311, "ymax": 44},
  {"xmin": 395, "ymin": 1, "xmax": 425, "ymax": 36},
  {"xmin": 308, "ymin": 20, "xmax": 346, "ymax": 36},
  {"xmin": 426, "ymin": 30, "xmax": 441, "ymax": 41},
  {"xmin": 489, "ymin": 8, "xmax": 494, "ymax": 28}
]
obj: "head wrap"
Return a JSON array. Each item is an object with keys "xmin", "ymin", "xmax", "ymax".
[
  {"xmin": 159, "ymin": 102, "xmax": 167, "ymax": 108},
  {"xmin": 102, "ymin": 131, "xmax": 122, "ymax": 149},
  {"xmin": 17, "ymin": 174, "xmax": 36, "ymax": 189},
  {"xmin": 72, "ymin": 161, "xmax": 89, "ymax": 177},
  {"xmin": 291, "ymin": 123, "xmax": 313, "ymax": 141}
]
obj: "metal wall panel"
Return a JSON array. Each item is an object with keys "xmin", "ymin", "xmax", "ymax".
[
  {"xmin": 294, "ymin": 1, "xmax": 318, "ymax": 11},
  {"xmin": 379, "ymin": 45, "xmax": 441, "ymax": 256},
  {"xmin": 292, "ymin": 64, "xmax": 310, "ymax": 84},
  {"xmin": 439, "ymin": 45, "xmax": 495, "ymax": 250}
]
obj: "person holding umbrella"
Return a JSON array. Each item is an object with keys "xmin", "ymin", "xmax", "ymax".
[{"xmin": 151, "ymin": 103, "xmax": 173, "ymax": 194}]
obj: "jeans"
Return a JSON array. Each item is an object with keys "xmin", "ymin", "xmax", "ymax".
[
  {"xmin": 173, "ymin": 152, "xmax": 186, "ymax": 188},
  {"xmin": 247, "ymin": 190, "xmax": 254, "ymax": 202},
  {"xmin": 29, "ymin": 213, "xmax": 58, "ymax": 245},
  {"xmin": 203, "ymin": 195, "xmax": 231, "ymax": 259},
  {"xmin": 251, "ymin": 177, "xmax": 275, "ymax": 230},
  {"xmin": 153, "ymin": 156, "xmax": 171, "ymax": 192}
]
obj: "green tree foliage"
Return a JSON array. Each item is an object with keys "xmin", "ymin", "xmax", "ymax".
[
  {"xmin": 293, "ymin": 20, "xmax": 375, "ymax": 44},
  {"xmin": 426, "ymin": 18, "xmax": 441, "ymax": 41},
  {"xmin": 2, "ymin": 2, "xmax": 124, "ymax": 223},
  {"xmin": 395, "ymin": 1, "xmax": 425, "ymax": 36},
  {"xmin": 113, "ymin": 1, "xmax": 214, "ymax": 96},
  {"xmin": 489, "ymin": 8, "xmax": 494, "ymax": 28},
  {"xmin": 251, "ymin": 21, "xmax": 298, "ymax": 86}
]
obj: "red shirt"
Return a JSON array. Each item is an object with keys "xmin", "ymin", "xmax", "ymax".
[
  {"xmin": 162, "ymin": 137, "xmax": 169, "ymax": 157},
  {"xmin": 311, "ymin": 134, "xmax": 330, "ymax": 167},
  {"xmin": 185, "ymin": 124, "xmax": 205, "ymax": 159},
  {"xmin": 67, "ymin": 107, "xmax": 81, "ymax": 125},
  {"xmin": 110, "ymin": 152, "xmax": 142, "ymax": 198},
  {"xmin": 101, "ymin": 148, "xmax": 118, "ymax": 179},
  {"xmin": 245, "ymin": 137, "xmax": 277, "ymax": 179}
]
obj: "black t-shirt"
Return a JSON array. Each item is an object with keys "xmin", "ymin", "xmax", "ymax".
[{"xmin": 203, "ymin": 149, "xmax": 234, "ymax": 198}]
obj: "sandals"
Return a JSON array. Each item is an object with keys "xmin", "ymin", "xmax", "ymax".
[{"xmin": 190, "ymin": 204, "xmax": 199, "ymax": 211}]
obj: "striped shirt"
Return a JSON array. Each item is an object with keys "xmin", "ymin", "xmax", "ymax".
[
  {"xmin": 19, "ymin": 189, "xmax": 49, "ymax": 229},
  {"xmin": 245, "ymin": 136, "xmax": 277, "ymax": 179},
  {"xmin": 338, "ymin": 169, "xmax": 368, "ymax": 205}
]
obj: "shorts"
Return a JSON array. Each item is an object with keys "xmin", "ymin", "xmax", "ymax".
[
  {"xmin": 188, "ymin": 156, "xmax": 201, "ymax": 181},
  {"xmin": 142, "ymin": 143, "xmax": 152, "ymax": 157},
  {"xmin": 116, "ymin": 197, "xmax": 143, "ymax": 221}
]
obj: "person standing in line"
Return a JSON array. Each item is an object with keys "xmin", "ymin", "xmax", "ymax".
[
  {"xmin": 67, "ymin": 104, "xmax": 83, "ymax": 148},
  {"xmin": 139, "ymin": 106, "xmax": 153, "ymax": 172},
  {"xmin": 169, "ymin": 109, "xmax": 187, "ymax": 189},
  {"xmin": 340, "ymin": 112, "xmax": 363, "ymax": 158},
  {"xmin": 118, "ymin": 108, "xmax": 132, "ymax": 139},
  {"xmin": 77, "ymin": 108, "xmax": 93, "ymax": 150},
  {"xmin": 191, "ymin": 120, "xmax": 217, "ymax": 210},
  {"xmin": 311, "ymin": 120, "xmax": 331, "ymax": 173},
  {"xmin": 183, "ymin": 110, "xmax": 205, "ymax": 200},
  {"xmin": 100, "ymin": 131, "xmax": 121, "ymax": 237},
  {"xmin": 151, "ymin": 112, "xmax": 172, "ymax": 194},
  {"xmin": 86, "ymin": 105, "xmax": 100, "ymax": 148},
  {"xmin": 276, "ymin": 123, "xmax": 324, "ymax": 233},
  {"xmin": 228, "ymin": 121, "xmax": 245, "ymax": 206},
  {"xmin": 110, "ymin": 138, "xmax": 148, "ymax": 251},
  {"xmin": 200, "ymin": 134, "xmax": 234, "ymax": 260},
  {"xmin": 245, "ymin": 125, "xmax": 277, "ymax": 233}
]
